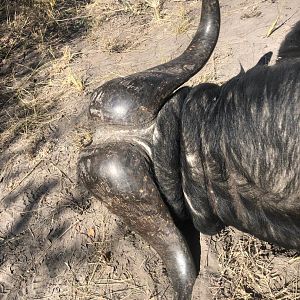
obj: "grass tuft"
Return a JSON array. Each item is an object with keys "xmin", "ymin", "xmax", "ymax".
[
  {"xmin": 212, "ymin": 228, "xmax": 300, "ymax": 300},
  {"xmin": 0, "ymin": 1, "xmax": 89, "ymax": 150}
]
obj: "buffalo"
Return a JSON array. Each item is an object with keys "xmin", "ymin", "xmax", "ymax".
[{"xmin": 78, "ymin": 0, "xmax": 300, "ymax": 298}]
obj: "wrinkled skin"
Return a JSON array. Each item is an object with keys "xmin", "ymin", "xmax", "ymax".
[{"xmin": 78, "ymin": 0, "xmax": 300, "ymax": 298}]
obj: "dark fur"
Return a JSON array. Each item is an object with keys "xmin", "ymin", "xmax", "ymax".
[{"xmin": 154, "ymin": 22, "xmax": 300, "ymax": 249}]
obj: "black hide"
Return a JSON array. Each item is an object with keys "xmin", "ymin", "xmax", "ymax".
[{"xmin": 78, "ymin": 3, "xmax": 300, "ymax": 299}]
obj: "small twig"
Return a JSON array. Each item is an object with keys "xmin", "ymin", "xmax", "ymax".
[
  {"xmin": 32, "ymin": 219, "xmax": 81, "ymax": 267},
  {"xmin": 266, "ymin": 11, "xmax": 298, "ymax": 37},
  {"xmin": 28, "ymin": 227, "xmax": 35, "ymax": 238},
  {"xmin": 56, "ymin": 14, "xmax": 93, "ymax": 22},
  {"xmin": 49, "ymin": 161, "xmax": 74, "ymax": 183},
  {"xmin": 58, "ymin": 219, "xmax": 81, "ymax": 240},
  {"xmin": 0, "ymin": 160, "xmax": 44, "ymax": 202},
  {"xmin": 87, "ymin": 262, "xmax": 100, "ymax": 286}
]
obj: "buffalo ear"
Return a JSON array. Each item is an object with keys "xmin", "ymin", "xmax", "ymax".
[
  {"xmin": 256, "ymin": 51, "xmax": 273, "ymax": 66},
  {"xmin": 238, "ymin": 63, "xmax": 245, "ymax": 75},
  {"xmin": 277, "ymin": 21, "xmax": 300, "ymax": 62}
]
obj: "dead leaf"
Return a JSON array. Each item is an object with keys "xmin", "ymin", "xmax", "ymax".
[{"xmin": 87, "ymin": 227, "xmax": 95, "ymax": 239}]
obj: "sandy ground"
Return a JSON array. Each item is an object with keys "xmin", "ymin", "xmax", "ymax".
[{"xmin": 0, "ymin": 0, "xmax": 300, "ymax": 299}]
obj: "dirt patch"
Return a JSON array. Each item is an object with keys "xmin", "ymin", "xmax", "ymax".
[{"xmin": 0, "ymin": 0, "xmax": 299, "ymax": 299}]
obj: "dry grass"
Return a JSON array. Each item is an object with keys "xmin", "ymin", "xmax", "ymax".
[
  {"xmin": 86, "ymin": 0, "xmax": 156, "ymax": 29},
  {"xmin": 175, "ymin": 9, "xmax": 192, "ymax": 34},
  {"xmin": 0, "ymin": 0, "xmax": 89, "ymax": 61},
  {"xmin": 145, "ymin": 0, "xmax": 165, "ymax": 20},
  {"xmin": 211, "ymin": 228, "xmax": 300, "ymax": 300},
  {"xmin": 0, "ymin": 0, "xmax": 90, "ymax": 150}
]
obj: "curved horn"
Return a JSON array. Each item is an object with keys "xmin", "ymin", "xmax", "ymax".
[
  {"xmin": 90, "ymin": 0, "xmax": 220, "ymax": 125},
  {"xmin": 78, "ymin": 143, "xmax": 197, "ymax": 299}
]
